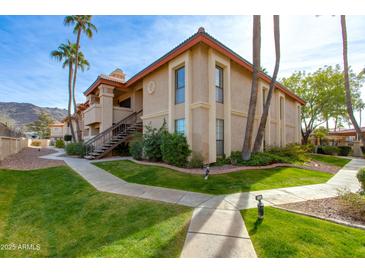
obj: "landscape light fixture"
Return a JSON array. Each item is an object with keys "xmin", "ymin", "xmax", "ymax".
[
  {"xmin": 204, "ymin": 165, "xmax": 210, "ymax": 180},
  {"xmin": 255, "ymin": 194, "xmax": 264, "ymax": 219}
]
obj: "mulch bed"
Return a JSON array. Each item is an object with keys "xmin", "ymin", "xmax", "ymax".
[
  {"xmin": 303, "ymin": 160, "xmax": 340, "ymax": 174},
  {"xmin": 279, "ymin": 196, "xmax": 365, "ymax": 227},
  {"xmin": 0, "ymin": 147, "xmax": 65, "ymax": 170}
]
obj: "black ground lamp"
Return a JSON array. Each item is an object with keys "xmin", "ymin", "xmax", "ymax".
[
  {"xmin": 204, "ymin": 165, "xmax": 210, "ymax": 180},
  {"xmin": 255, "ymin": 194, "xmax": 264, "ymax": 219}
]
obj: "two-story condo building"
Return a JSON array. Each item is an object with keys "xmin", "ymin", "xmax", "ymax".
[{"xmin": 81, "ymin": 27, "xmax": 305, "ymax": 163}]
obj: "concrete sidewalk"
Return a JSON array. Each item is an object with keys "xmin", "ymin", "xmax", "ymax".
[{"xmin": 41, "ymin": 151, "xmax": 364, "ymax": 258}]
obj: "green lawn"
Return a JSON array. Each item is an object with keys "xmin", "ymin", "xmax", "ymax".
[
  {"xmin": 0, "ymin": 166, "xmax": 192, "ymax": 258},
  {"xmin": 241, "ymin": 207, "xmax": 365, "ymax": 258},
  {"xmin": 94, "ymin": 160, "xmax": 332, "ymax": 195},
  {"xmin": 308, "ymin": 153, "xmax": 351, "ymax": 167}
]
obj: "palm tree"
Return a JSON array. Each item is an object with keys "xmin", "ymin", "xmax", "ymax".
[
  {"xmin": 51, "ymin": 41, "xmax": 90, "ymax": 142},
  {"xmin": 242, "ymin": 15, "xmax": 261, "ymax": 160},
  {"xmin": 340, "ymin": 15, "xmax": 365, "ymax": 144},
  {"xmin": 253, "ymin": 15, "xmax": 280, "ymax": 152},
  {"xmin": 64, "ymin": 15, "xmax": 97, "ymax": 141}
]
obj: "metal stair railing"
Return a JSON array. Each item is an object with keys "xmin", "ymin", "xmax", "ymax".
[{"xmin": 84, "ymin": 110, "xmax": 143, "ymax": 157}]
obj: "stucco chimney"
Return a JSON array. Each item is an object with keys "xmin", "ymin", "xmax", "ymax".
[{"xmin": 110, "ymin": 68, "xmax": 126, "ymax": 82}]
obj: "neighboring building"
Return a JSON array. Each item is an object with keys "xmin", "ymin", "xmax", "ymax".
[
  {"xmin": 49, "ymin": 122, "xmax": 65, "ymax": 140},
  {"xmin": 81, "ymin": 28, "xmax": 305, "ymax": 162},
  {"xmin": 327, "ymin": 127, "xmax": 365, "ymax": 146}
]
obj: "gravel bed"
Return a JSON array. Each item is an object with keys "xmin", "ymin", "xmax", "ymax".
[
  {"xmin": 0, "ymin": 147, "xmax": 65, "ymax": 170},
  {"xmin": 279, "ymin": 196, "xmax": 365, "ymax": 227}
]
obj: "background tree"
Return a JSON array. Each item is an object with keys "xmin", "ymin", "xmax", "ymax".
[
  {"xmin": 253, "ymin": 15, "xmax": 280, "ymax": 152},
  {"xmin": 51, "ymin": 41, "xmax": 90, "ymax": 142},
  {"xmin": 313, "ymin": 126, "xmax": 328, "ymax": 145},
  {"xmin": 64, "ymin": 15, "xmax": 97, "ymax": 141},
  {"xmin": 26, "ymin": 112, "xmax": 53, "ymax": 139},
  {"xmin": 341, "ymin": 15, "xmax": 365, "ymax": 145},
  {"xmin": 242, "ymin": 15, "xmax": 261, "ymax": 160},
  {"xmin": 282, "ymin": 65, "xmax": 364, "ymax": 143}
]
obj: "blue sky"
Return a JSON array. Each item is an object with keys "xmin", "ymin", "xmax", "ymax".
[{"xmin": 0, "ymin": 15, "xmax": 364, "ymax": 112}]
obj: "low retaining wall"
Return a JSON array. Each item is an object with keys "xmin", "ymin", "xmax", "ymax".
[{"xmin": 0, "ymin": 136, "xmax": 29, "ymax": 161}]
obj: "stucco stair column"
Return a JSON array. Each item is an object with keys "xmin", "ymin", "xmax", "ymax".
[{"xmin": 98, "ymin": 84, "xmax": 115, "ymax": 132}]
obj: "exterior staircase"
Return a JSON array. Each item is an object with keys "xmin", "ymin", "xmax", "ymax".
[{"xmin": 84, "ymin": 110, "xmax": 143, "ymax": 160}]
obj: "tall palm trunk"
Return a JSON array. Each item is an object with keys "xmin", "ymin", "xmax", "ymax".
[
  {"xmin": 253, "ymin": 15, "xmax": 280, "ymax": 152},
  {"xmin": 72, "ymin": 29, "xmax": 82, "ymax": 142},
  {"xmin": 68, "ymin": 62, "xmax": 76, "ymax": 141},
  {"xmin": 242, "ymin": 15, "xmax": 261, "ymax": 160},
  {"xmin": 341, "ymin": 15, "xmax": 365, "ymax": 144}
]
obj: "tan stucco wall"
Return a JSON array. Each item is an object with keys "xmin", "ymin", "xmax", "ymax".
[{"xmin": 83, "ymin": 43, "xmax": 301, "ymax": 163}]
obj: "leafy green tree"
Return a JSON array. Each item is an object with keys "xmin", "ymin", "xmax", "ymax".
[
  {"xmin": 64, "ymin": 15, "xmax": 97, "ymax": 141},
  {"xmin": 27, "ymin": 112, "xmax": 53, "ymax": 139},
  {"xmin": 282, "ymin": 65, "xmax": 364, "ymax": 144}
]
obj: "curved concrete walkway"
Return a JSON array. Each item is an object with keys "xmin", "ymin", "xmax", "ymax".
[{"xmin": 41, "ymin": 150, "xmax": 364, "ymax": 258}]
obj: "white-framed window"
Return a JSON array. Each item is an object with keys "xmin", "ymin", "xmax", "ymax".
[
  {"xmin": 215, "ymin": 65, "xmax": 224, "ymax": 103},
  {"xmin": 175, "ymin": 66, "xmax": 185, "ymax": 104},
  {"xmin": 216, "ymin": 119, "xmax": 224, "ymax": 156},
  {"xmin": 175, "ymin": 118, "xmax": 185, "ymax": 135}
]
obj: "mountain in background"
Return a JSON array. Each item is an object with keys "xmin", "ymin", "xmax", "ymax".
[{"xmin": 0, "ymin": 102, "xmax": 67, "ymax": 129}]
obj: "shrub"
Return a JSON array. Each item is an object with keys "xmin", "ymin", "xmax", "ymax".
[
  {"xmin": 229, "ymin": 151, "xmax": 287, "ymax": 166},
  {"xmin": 143, "ymin": 122, "xmax": 166, "ymax": 161},
  {"xmin": 356, "ymin": 168, "xmax": 365, "ymax": 192},
  {"xmin": 161, "ymin": 132, "xmax": 191, "ymax": 167},
  {"xmin": 316, "ymin": 145, "xmax": 324, "ymax": 154},
  {"xmin": 55, "ymin": 139, "xmax": 65, "ymax": 148},
  {"xmin": 114, "ymin": 142, "xmax": 130, "ymax": 156},
  {"xmin": 267, "ymin": 144, "xmax": 308, "ymax": 163},
  {"xmin": 188, "ymin": 152, "xmax": 204, "ymax": 168},
  {"xmin": 31, "ymin": 140, "xmax": 41, "ymax": 147},
  {"xmin": 243, "ymin": 152, "xmax": 287, "ymax": 166},
  {"xmin": 129, "ymin": 132, "xmax": 143, "ymax": 160},
  {"xmin": 338, "ymin": 146, "xmax": 352, "ymax": 156},
  {"xmin": 64, "ymin": 134, "xmax": 72, "ymax": 142},
  {"xmin": 339, "ymin": 192, "xmax": 365, "ymax": 221},
  {"xmin": 65, "ymin": 142, "xmax": 86, "ymax": 157},
  {"xmin": 302, "ymin": 143, "xmax": 315, "ymax": 153},
  {"xmin": 322, "ymin": 145, "xmax": 340, "ymax": 155},
  {"xmin": 229, "ymin": 151, "xmax": 242, "ymax": 165}
]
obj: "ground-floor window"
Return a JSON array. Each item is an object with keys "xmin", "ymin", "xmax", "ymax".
[
  {"xmin": 216, "ymin": 119, "xmax": 224, "ymax": 156},
  {"xmin": 175, "ymin": 118, "xmax": 185, "ymax": 135}
]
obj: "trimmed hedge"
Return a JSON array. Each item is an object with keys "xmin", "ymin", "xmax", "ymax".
[
  {"xmin": 322, "ymin": 145, "xmax": 340, "ymax": 155},
  {"xmin": 338, "ymin": 146, "xmax": 352, "ymax": 156},
  {"xmin": 65, "ymin": 142, "xmax": 86, "ymax": 157}
]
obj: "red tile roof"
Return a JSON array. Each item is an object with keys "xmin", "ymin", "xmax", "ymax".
[{"xmin": 83, "ymin": 28, "xmax": 305, "ymax": 105}]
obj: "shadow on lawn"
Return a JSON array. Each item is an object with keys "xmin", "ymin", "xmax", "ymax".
[{"xmin": 0, "ymin": 166, "xmax": 192, "ymax": 258}]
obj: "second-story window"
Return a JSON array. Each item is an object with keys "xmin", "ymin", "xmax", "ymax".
[
  {"xmin": 175, "ymin": 66, "xmax": 185, "ymax": 104},
  {"xmin": 215, "ymin": 65, "xmax": 223, "ymax": 103}
]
